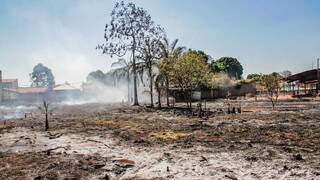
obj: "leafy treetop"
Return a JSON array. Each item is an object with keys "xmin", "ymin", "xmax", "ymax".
[
  {"xmin": 210, "ymin": 57, "xmax": 243, "ymax": 80},
  {"xmin": 169, "ymin": 52, "xmax": 209, "ymax": 91},
  {"xmin": 30, "ymin": 63, "xmax": 55, "ymax": 90}
]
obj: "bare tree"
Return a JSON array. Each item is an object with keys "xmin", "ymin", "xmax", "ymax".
[
  {"xmin": 38, "ymin": 100, "xmax": 53, "ymax": 131},
  {"xmin": 97, "ymin": 1, "xmax": 161, "ymax": 106},
  {"xmin": 137, "ymin": 31, "xmax": 165, "ymax": 107},
  {"xmin": 261, "ymin": 73, "xmax": 281, "ymax": 109}
]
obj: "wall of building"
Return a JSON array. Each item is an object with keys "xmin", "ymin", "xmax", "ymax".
[{"xmin": 0, "ymin": 71, "xmax": 19, "ymax": 103}]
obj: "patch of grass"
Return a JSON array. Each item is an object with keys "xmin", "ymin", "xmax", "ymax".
[
  {"xmin": 83, "ymin": 119, "xmax": 117, "ymax": 128},
  {"xmin": 0, "ymin": 124, "xmax": 14, "ymax": 133},
  {"xmin": 148, "ymin": 131, "xmax": 191, "ymax": 141},
  {"xmin": 94, "ymin": 120, "xmax": 116, "ymax": 126}
]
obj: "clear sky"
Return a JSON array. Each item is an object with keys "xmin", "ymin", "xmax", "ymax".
[{"xmin": 0, "ymin": 0, "xmax": 320, "ymax": 86}]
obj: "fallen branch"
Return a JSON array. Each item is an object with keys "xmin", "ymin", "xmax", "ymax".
[
  {"xmin": 42, "ymin": 146, "xmax": 69, "ymax": 156},
  {"xmin": 200, "ymin": 156, "xmax": 208, "ymax": 162},
  {"xmin": 86, "ymin": 139, "xmax": 111, "ymax": 148},
  {"xmin": 47, "ymin": 132, "xmax": 63, "ymax": 139}
]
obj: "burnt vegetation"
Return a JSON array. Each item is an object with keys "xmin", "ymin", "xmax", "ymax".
[{"xmin": 1, "ymin": 1, "xmax": 320, "ymax": 180}]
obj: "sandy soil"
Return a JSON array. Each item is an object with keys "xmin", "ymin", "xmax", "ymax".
[{"xmin": 0, "ymin": 100, "xmax": 320, "ymax": 179}]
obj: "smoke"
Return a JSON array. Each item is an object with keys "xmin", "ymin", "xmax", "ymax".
[
  {"xmin": 0, "ymin": 105, "xmax": 36, "ymax": 120},
  {"xmin": 64, "ymin": 77, "xmax": 151, "ymax": 105},
  {"xmin": 81, "ymin": 79, "xmax": 128, "ymax": 103},
  {"xmin": 210, "ymin": 73, "xmax": 236, "ymax": 89}
]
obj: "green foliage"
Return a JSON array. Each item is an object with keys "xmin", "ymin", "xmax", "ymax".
[
  {"xmin": 159, "ymin": 38, "xmax": 185, "ymax": 78},
  {"xmin": 169, "ymin": 52, "xmax": 209, "ymax": 90},
  {"xmin": 159, "ymin": 38, "xmax": 185, "ymax": 107},
  {"xmin": 187, "ymin": 49, "xmax": 211, "ymax": 64},
  {"xmin": 30, "ymin": 63, "xmax": 55, "ymax": 89},
  {"xmin": 168, "ymin": 51, "xmax": 209, "ymax": 107},
  {"xmin": 210, "ymin": 57, "xmax": 243, "ymax": 80},
  {"xmin": 246, "ymin": 73, "xmax": 263, "ymax": 82}
]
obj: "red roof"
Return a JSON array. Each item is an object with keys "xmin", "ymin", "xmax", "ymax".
[
  {"xmin": 1, "ymin": 79, "xmax": 18, "ymax": 83},
  {"xmin": 6, "ymin": 87, "xmax": 48, "ymax": 94}
]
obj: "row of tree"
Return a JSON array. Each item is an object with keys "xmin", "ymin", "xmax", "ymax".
[{"xmin": 95, "ymin": 1, "xmax": 244, "ymax": 107}]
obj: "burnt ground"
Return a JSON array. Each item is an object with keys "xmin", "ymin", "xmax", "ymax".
[{"xmin": 0, "ymin": 100, "xmax": 320, "ymax": 179}]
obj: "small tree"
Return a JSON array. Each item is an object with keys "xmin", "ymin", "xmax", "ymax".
[
  {"xmin": 261, "ymin": 73, "xmax": 281, "ymax": 109},
  {"xmin": 30, "ymin": 63, "xmax": 55, "ymax": 90},
  {"xmin": 38, "ymin": 100, "xmax": 52, "ymax": 131},
  {"xmin": 169, "ymin": 52, "xmax": 209, "ymax": 108}
]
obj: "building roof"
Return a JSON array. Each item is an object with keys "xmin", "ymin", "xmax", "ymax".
[
  {"xmin": 1, "ymin": 79, "xmax": 18, "ymax": 83},
  {"xmin": 286, "ymin": 69, "xmax": 319, "ymax": 83},
  {"xmin": 5, "ymin": 87, "xmax": 48, "ymax": 94},
  {"xmin": 53, "ymin": 82, "xmax": 80, "ymax": 91}
]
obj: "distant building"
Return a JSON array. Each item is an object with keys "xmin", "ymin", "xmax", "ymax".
[
  {"xmin": 6, "ymin": 87, "xmax": 48, "ymax": 103},
  {"xmin": 0, "ymin": 70, "xmax": 82, "ymax": 104},
  {"xmin": 169, "ymin": 81, "xmax": 257, "ymax": 101},
  {"xmin": 0, "ymin": 70, "xmax": 19, "ymax": 102},
  {"xmin": 285, "ymin": 69, "xmax": 320, "ymax": 97},
  {"xmin": 52, "ymin": 82, "xmax": 81, "ymax": 101}
]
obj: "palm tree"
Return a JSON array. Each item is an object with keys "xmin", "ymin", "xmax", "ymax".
[
  {"xmin": 136, "ymin": 38, "xmax": 163, "ymax": 107},
  {"xmin": 159, "ymin": 37, "xmax": 185, "ymax": 107},
  {"xmin": 111, "ymin": 58, "xmax": 132, "ymax": 103},
  {"xmin": 135, "ymin": 60, "xmax": 160, "ymax": 107}
]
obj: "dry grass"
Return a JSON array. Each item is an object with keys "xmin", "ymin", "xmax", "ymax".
[
  {"xmin": 0, "ymin": 124, "xmax": 14, "ymax": 133},
  {"xmin": 148, "ymin": 131, "xmax": 191, "ymax": 141}
]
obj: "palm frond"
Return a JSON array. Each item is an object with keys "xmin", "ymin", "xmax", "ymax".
[{"xmin": 170, "ymin": 39, "xmax": 179, "ymax": 52}]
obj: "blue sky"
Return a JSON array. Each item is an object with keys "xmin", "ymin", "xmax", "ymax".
[{"xmin": 0, "ymin": 0, "xmax": 320, "ymax": 85}]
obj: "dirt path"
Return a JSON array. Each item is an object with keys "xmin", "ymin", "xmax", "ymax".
[{"xmin": 1, "ymin": 127, "xmax": 318, "ymax": 179}]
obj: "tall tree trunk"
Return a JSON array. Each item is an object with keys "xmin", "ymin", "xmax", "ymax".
[
  {"xmin": 165, "ymin": 77, "xmax": 170, "ymax": 107},
  {"xmin": 127, "ymin": 73, "xmax": 130, "ymax": 103},
  {"xmin": 184, "ymin": 90, "xmax": 189, "ymax": 108},
  {"xmin": 157, "ymin": 88, "xmax": 161, "ymax": 108},
  {"xmin": 189, "ymin": 90, "xmax": 192, "ymax": 109},
  {"xmin": 149, "ymin": 65, "xmax": 154, "ymax": 107},
  {"xmin": 45, "ymin": 111, "xmax": 49, "ymax": 131},
  {"xmin": 132, "ymin": 47, "xmax": 139, "ymax": 106},
  {"xmin": 271, "ymin": 100, "xmax": 275, "ymax": 110}
]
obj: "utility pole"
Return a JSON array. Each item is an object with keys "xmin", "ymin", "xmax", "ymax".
[{"xmin": 316, "ymin": 58, "xmax": 320, "ymax": 94}]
